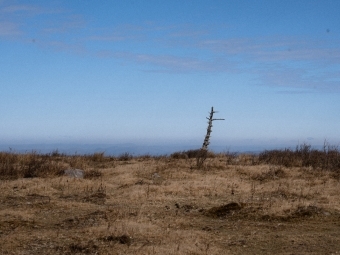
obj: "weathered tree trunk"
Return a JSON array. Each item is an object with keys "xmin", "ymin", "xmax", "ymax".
[{"xmin": 197, "ymin": 107, "xmax": 224, "ymax": 169}]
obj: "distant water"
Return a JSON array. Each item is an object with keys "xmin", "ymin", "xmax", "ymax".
[
  {"xmin": 0, "ymin": 143, "xmax": 269, "ymax": 155},
  {"xmin": 0, "ymin": 142, "xmax": 312, "ymax": 156}
]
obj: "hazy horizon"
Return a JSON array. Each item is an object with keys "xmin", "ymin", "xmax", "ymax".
[{"xmin": 0, "ymin": 138, "xmax": 335, "ymax": 156}]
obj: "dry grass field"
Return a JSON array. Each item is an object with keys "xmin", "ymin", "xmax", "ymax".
[{"xmin": 1, "ymin": 147, "xmax": 340, "ymax": 254}]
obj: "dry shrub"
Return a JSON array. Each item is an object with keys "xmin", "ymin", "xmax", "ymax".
[
  {"xmin": 259, "ymin": 149, "xmax": 297, "ymax": 167},
  {"xmin": 84, "ymin": 169, "xmax": 102, "ymax": 179},
  {"xmin": 49, "ymin": 149, "xmax": 67, "ymax": 158},
  {"xmin": 170, "ymin": 151, "xmax": 189, "ymax": 159},
  {"xmin": 258, "ymin": 143, "xmax": 340, "ymax": 172},
  {"xmin": 170, "ymin": 149, "xmax": 216, "ymax": 159},
  {"xmin": 252, "ymin": 166, "xmax": 286, "ymax": 182},
  {"xmin": 0, "ymin": 152, "xmax": 20, "ymax": 180},
  {"xmin": 118, "ymin": 152, "xmax": 133, "ymax": 161},
  {"xmin": 224, "ymin": 151, "xmax": 238, "ymax": 165},
  {"xmin": 86, "ymin": 152, "xmax": 106, "ymax": 162},
  {"xmin": 23, "ymin": 153, "xmax": 65, "ymax": 178},
  {"xmin": 136, "ymin": 154, "xmax": 152, "ymax": 160},
  {"xmin": 67, "ymin": 155, "xmax": 87, "ymax": 169},
  {"xmin": 237, "ymin": 153, "xmax": 258, "ymax": 165},
  {"xmin": 0, "ymin": 152, "xmax": 65, "ymax": 179}
]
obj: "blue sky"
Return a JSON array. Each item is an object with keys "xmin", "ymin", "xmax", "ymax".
[{"xmin": 1, "ymin": 0, "xmax": 340, "ymax": 152}]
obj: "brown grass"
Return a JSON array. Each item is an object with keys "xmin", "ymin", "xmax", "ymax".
[{"xmin": 1, "ymin": 149, "xmax": 340, "ymax": 254}]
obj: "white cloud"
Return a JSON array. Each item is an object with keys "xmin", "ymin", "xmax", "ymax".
[
  {"xmin": 0, "ymin": 21, "xmax": 21, "ymax": 36},
  {"xmin": 195, "ymin": 36, "xmax": 340, "ymax": 91},
  {"xmin": 87, "ymin": 35, "xmax": 127, "ymax": 42},
  {"xmin": 255, "ymin": 65, "xmax": 340, "ymax": 92},
  {"xmin": 198, "ymin": 36, "xmax": 340, "ymax": 63},
  {"xmin": 111, "ymin": 51, "xmax": 239, "ymax": 73},
  {"xmin": 39, "ymin": 40, "xmax": 88, "ymax": 55},
  {"xmin": 42, "ymin": 15, "xmax": 86, "ymax": 34},
  {"xmin": 1, "ymin": 4, "xmax": 41, "ymax": 13}
]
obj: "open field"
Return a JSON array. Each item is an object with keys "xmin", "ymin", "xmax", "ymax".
[{"xmin": 1, "ymin": 148, "xmax": 340, "ymax": 254}]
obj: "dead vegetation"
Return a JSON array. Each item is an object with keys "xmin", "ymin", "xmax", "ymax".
[{"xmin": 1, "ymin": 146, "xmax": 340, "ymax": 254}]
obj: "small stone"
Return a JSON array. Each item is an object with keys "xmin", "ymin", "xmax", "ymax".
[
  {"xmin": 64, "ymin": 169, "xmax": 84, "ymax": 178},
  {"xmin": 152, "ymin": 172, "xmax": 163, "ymax": 184}
]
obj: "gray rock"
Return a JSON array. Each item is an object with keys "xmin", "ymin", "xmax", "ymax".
[
  {"xmin": 152, "ymin": 172, "xmax": 163, "ymax": 184},
  {"xmin": 152, "ymin": 172, "xmax": 161, "ymax": 179},
  {"xmin": 64, "ymin": 169, "xmax": 84, "ymax": 178}
]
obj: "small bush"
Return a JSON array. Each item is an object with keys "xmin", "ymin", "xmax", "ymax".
[
  {"xmin": 258, "ymin": 143, "xmax": 340, "ymax": 172},
  {"xmin": 170, "ymin": 149, "xmax": 216, "ymax": 159},
  {"xmin": 252, "ymin": 166, "xmax": 286, "ymax": 182},
  {"xmin": 118, "ymin": 152, "xmax": 133, "ymax": 161},
  {"xmin": 68, "ymin": 155, "xmax": 86, "ymax": 169},
  {"xmin": 22, "ymin": 152, "xmax": 64, "ymax": 178},
  {"xmin": 87, "ymin": 152, "xmax": 106, "ymax": 162},
  {"xmin": 0, "ymin": 152, "xmax": 20, "ymax": 180},
  {"xmin": 50, "ymin": 149, "xmax": 65, "ymax": 157},
  {"xmin": 224, "ymin": 151, "xmax": 238, "ymax": 165},
  {"xmin": 0, "ymin": 151, "xmax": 65, "ymax": 180},
  {"xmin": 170, "ymin": 151, "xmax": 188, "ymax": 159},
  {"xmin": 84, "ymin": 169, "xmax": 102, "ymax": 179}
]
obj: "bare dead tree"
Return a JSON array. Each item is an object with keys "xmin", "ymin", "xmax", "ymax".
[{"xmin": 197, "ymin": 107, "xmax": 225, "ymax": 168}]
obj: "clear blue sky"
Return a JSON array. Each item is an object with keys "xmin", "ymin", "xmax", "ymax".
[{"xmin": 1, "ymin": 0, "xmax": 340, "ymax": 152}]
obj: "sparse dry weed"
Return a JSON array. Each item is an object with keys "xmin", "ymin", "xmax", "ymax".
[{"xmin": 1, "ymin": 150, "xmax": 340, "ymax": 254}]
